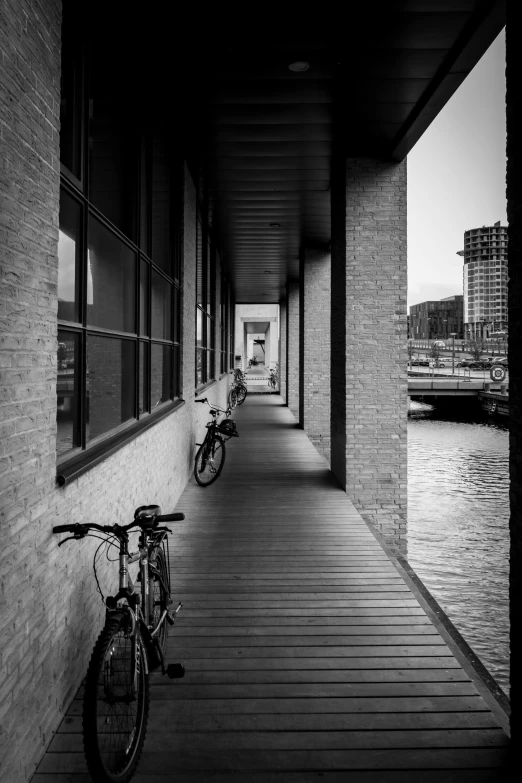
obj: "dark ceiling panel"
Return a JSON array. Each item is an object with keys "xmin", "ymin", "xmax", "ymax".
[{"xmin": 196, "ymin": 1, "xmax": 505, "ymax": 303}]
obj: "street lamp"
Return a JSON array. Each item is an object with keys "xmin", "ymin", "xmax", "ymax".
[{"xmin": 450, "ymin": 333, "xmax": 457, "ymax": 375}]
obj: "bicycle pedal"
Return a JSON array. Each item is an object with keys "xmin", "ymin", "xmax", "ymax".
[{"xmin": 166, "ymin": 663, "xmax": 185, "ymax": 679}]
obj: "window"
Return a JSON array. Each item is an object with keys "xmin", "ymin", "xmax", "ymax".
[
  {"xmin": 57, "ymin": 30, "xmax": 182, "ymax": 465},
  {"xmin": 195, "ymin": 214, "xmax": 216, "ymax": 388},
  {"xmin": 220, "ymin": 266, "xmax": 230, "ymax": 375}
]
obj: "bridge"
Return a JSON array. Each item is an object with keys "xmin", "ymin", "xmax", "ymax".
[{"xmin": 408, "ymin": 378, "xmax": 507, "ymax": 397}]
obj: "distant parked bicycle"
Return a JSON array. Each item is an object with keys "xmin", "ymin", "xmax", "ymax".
[
  {"xmin": 228, "ymin": 368, "xmax": 248, "ymax": 409},
  {"xmin": 268, "ymin": 363, "xmax": 278, "ymax": 390},
  {"xmin": 194, "ymin": 398, "xmax": 239, "ymax": 485},
  {"xmin": 53, "ymin": 504, "xmax": 186, "ymax": 783}
]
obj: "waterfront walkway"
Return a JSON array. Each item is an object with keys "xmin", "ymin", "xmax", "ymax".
[{"xmin": 34, "ymin": 396, "xmax": 509, "ymax": 781}]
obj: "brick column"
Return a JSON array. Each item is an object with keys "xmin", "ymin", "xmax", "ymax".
[
  {"xmin": 0, "ymin": 1, "xmax": 62, "ymax": 780},
  {"xmin": 507, "ymin": 0, "xmax": 521, "ymax": 748},
  {"xmin": 299, "ymin": 249, "xmax": 331, "ymax": 463},
  {"xmin": 331, "ymin": 157, "xmax": 407, "ymax": 552},
  {"xmin": 287, "ymin": 282, "xmax": 300, "ymax": 419},
  {"xmin": 279, "ymin": 300, "xmax": 287, "ymax": 403}
]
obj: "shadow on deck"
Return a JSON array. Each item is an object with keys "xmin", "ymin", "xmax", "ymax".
[{"xmin": 34, "ymin": 395, "xmax": 510, "ymax": 782}]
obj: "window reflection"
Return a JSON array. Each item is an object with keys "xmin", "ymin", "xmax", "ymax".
[
  {"xmin": 57, "ymin": 331, "xmax": 79, "ymax": 455},
  {"xmin": 140, "ymin": 260, "xmax": 149, "ymax": 336},
  {"xmin": 58, "ymin": 193, "xmax": 81, "ymax": 322},
  {"xmin": 139, "ymin": 342, "xmax": 149, "ymax": 415},
  {"xmin": 87, "ymin": 216, "xmax": 136, "ymax": 332},
  {"xmin": 86, "ymin": 336, "xmax": 135, "ymax": 441},
  {"xmin": 151, "ymin": 271, "xmax": 172, "ymax": 340},
  {"xmin": 151, "ymin": 344, "xmax": 172, "ymax": 408}
]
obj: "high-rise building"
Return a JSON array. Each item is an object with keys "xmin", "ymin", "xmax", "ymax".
[
  {"xmin": 409, "ymin": 296, "xmax": 464, "ymax": 340},
  {"xmin": 457, "ymin": 221, "xmax": 508, "ymax": 340}
]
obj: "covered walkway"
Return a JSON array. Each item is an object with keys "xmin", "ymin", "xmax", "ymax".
[{"xmin": 35, "ymin": 396, "xmax": 509, "ymax": 781}]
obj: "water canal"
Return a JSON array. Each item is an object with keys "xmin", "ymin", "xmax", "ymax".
[{"xmin": 407, "ymin": 400, "xmax": 510, "ymax": 697}]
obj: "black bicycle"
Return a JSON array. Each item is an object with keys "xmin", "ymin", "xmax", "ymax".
[
  {"xmin": 194, "ymin": 398, "xmax": 238, "ymax": 486},
  {"xmin": 53, "ymin": 505, "xmax": 185, "ymax": 783},
  {"xmin": 228, "ymin": 368, "xmax": 247, "ymax": 409}
]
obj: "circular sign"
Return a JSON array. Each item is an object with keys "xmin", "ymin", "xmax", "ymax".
[{"xmin": 490, "ymin": 365, "xmax": 506, "ymax": 382}]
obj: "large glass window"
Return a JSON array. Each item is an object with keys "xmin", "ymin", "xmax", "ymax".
[
  {"xmin": 57, "ymin": 34, "xmax": 182, "ymax": 464},
  {"xmin": 195, "ymin": 215, "xmax": 216, "ymax": 388},
  {"xmin": 220, "ymin": 265, "xmax": 230, "ymax": 375}
]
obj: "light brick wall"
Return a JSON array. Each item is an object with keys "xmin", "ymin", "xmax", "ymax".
[
  {"xmin": 331, "ymin": 157, "xmax": 407, "ymax": 552},
  {"xmin": 279, "ymin": 300, "xmax": 287, "ymax": 403},
  {"xmin": 0, "ymin": 9, "xmax": 227, "ymax": 775},
  {"xmin": 300, "ymin": 249, "xmax": 331, "ymax": 463},
  {"xmin": 287, "ymin": 282, "xmax": 300, "ymax": 420}
]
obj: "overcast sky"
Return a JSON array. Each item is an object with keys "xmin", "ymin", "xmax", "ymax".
[{"xmin": 407, "ymin": 28, "xmax": 506, "ymax": 310}]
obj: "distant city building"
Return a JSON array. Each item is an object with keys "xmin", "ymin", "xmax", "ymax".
[
  {"xmin": 457, "ymin": 221, "xmax": 508, "ymax": 340},
  {"xmin": 409, "ymin": 296, "xmax": 464, "ymax": 340}
]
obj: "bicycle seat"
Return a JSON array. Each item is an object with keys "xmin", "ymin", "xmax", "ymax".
[{"xmin": 134, "ymin": 505, "xmax": 161, "ymax": 520}]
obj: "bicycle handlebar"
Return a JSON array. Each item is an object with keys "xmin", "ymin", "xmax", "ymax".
[
  {"xmin": 196, "ymin": 398, "xmax": 231, "ymax": 416},
  {"xmin": 53, "ymin": 512, "xmax": 185, "ymax": 539}
]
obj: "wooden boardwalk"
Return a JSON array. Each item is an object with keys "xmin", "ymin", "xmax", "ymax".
[{"xmin": 34, "ymin": 395, "xmax": 509, "ymax": 782}]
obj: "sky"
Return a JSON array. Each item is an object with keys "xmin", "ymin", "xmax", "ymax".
[{"xmin": 407, "ymin": 29, "xmax": 507, "ymax": 309}]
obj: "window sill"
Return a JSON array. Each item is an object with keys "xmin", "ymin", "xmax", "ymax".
[
  {"xmin": 56, "ymin": 399, "xmax": 185, "ymax": 487},
  {"xmin": 195, "ymin": 378, "xmax": 218, "ymax": 396}
]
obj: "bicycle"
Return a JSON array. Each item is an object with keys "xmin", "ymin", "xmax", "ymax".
[
  {"xmin": 194, "ymin": 398, "xmax": 238, "ymax": 486},
  {"xmin": 268, "ymin": 363, "xmax": 278, "ymax": 390},
  {"xmin": 228, "ymin": 368, "xmax": 247, "ymax": 409},
  {"xmin": 53, "ymin": 504, "xmax": 186, "ymax": 783}
]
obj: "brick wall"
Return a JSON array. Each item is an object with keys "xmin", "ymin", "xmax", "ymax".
[
  {"xmin": 506, "ymin": 1, "xmax": 521, "ymax": 745},
  {"xmin": 331, "ymin": 157, "xmax": 407, "ymax": 553},
  {"xmin": 300, "ymin": 249, "xmax": 331, "ymax": 463},
  {"xmin": 287, "ymin": 282, "xmax": 300, "ymax": 420},
  {"xmin": 0, "ymin": 7, "xmax": 228, "ymax": 774},
  {"xmin": 279, "ymin": 300, "xmax": 287, "ymax": 403}
]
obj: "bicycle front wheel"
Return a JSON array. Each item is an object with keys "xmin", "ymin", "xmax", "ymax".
[
  {"xmin": 194, "ymin": 435, "xmax": 226, "ymax": 486},
  {"xmin": 236, "ymin": 383, "xmax": 247, "ymax": 405},
  {"xmin": 83, "ymin": 617, "xmax": 150, "ymax": 783},
  {"xmin": 149, "ymin": 547, "xmax": 169, "ymax": 661}
]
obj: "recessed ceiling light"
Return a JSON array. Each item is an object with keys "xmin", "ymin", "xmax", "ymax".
[
  {"xmin": 269, "ymin": 222, "xmax": 280, "ymax": 227},
  {"xmin": 288, "ymin": 61, "xmax": 310, "ymax": 72}
]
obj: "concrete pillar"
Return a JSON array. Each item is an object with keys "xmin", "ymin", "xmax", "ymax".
[
  {"xmin": 299, "ymin": 248, "xmax": 331, "ymax": 463},
  {"xmin": 507, "ymin": 0, "xmax": 521, "ymax": 746},
  {"xmin": 279, "ymin": 300, "xmax": 287, "ymax": 402},
  {"xmin": 287, "ymin": 281, "xmax": 300, "ymax": 419},
  {"xmin": 265, "ymin": 324, "xmax": 271, "ymax": 370},
  {"xmin": 331, "ymin": 157, "xmax": 407, "ymax": 552}
]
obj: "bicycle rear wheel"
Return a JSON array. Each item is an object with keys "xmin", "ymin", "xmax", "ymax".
[
  {"xmin": 194, "ymin": 435, "xmax": 226, "ymax": 486},
  {"xmin": 228, "ymin": 387, "xmax": 238, "ymax": 409},
  {"xmin": 149, "ymin": 547, "xmax": 169, "ymax": 662},
  {"xmin": 236, "ymin": 383, "xmax": 247, "ymax": 405},
  {"xmin": 83, "ymin": 617, "xmax": 149, "ymax": 783}
]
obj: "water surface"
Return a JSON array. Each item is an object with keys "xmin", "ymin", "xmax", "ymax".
[{"xmin": 408, "ymin": 401, "xmax": 509, "ymax": 696}]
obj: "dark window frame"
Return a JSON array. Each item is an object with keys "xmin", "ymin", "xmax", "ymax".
[{"xmin": 57, "ymin": 33, "xmax": 182, "ymax": 476}]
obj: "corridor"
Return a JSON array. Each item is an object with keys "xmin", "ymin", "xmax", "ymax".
[{"xmin": 34, "ymin": 396, "xmax": 509, "ymax": 781}]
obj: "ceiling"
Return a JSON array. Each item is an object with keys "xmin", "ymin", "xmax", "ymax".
[
  {"xmin": 93, "ymin": 1, "xmax": 505, "ymax": 305},
  {"xmin": 197, "ymin": 1, "xmax": 505, "ymax": 303}
]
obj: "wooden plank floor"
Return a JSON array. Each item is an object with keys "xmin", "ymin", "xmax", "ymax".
[{"xmin": 34, "ymin": 395, "xmax": 509, "ymax": 782}]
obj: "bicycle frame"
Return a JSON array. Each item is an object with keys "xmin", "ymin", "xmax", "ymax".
[{"xmin": 104, "ymin": 526, "xmax": 179, "ymax": 677}]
